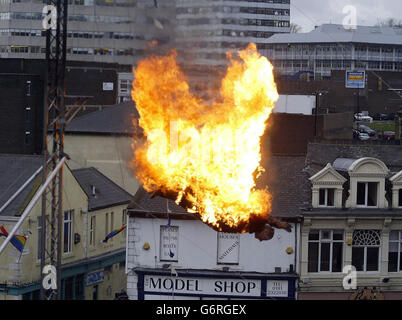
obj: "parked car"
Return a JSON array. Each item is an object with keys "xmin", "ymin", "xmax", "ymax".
[
  {"xmin": 379, "ymin": 131, "xmax": 396, "ymax": 141},
  {"xmin": 358, "ymin": 125, "xmax": 376, "ymax": 136},
  {"xmin": 372, "ymin": 113, "xmax": 388, "ymax": 121},
  {"xmin": 354, "ymin": 113, "xmax": 373, "ymax": 122},
  {"xmin": 387, "ymin": 113, "xmax": 397, "ymax": 121},
  {"xmin": 357, "ymin": 132, "xmax": 370, "ymax": 141}
]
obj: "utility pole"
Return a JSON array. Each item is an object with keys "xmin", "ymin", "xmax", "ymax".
[{"xmin": 40, "ymin": 0, "xmax": 68, "ymax": 300}]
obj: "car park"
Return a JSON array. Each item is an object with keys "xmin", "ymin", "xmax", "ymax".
[
  {"xmin": 372, "ymin": 113, "xmax": 388, "ymax": 121},
  {"xmin": 357, "ymin": 125, "xmax": 376, "ymax": 136},
  {"xmin": 357, "ymin": 132, "xmax": 370, "ymax": 141},
  {"xmin": 378, "ymin": 131, "xmax": 396, "ymax": 141},
  {"xmin": 354, "ymin": 113, "xmax": 373, "ymax": 122}
]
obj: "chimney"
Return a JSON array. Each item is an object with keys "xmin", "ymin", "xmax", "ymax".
[{"xmin": 91, "ymin": 185, "xmax": 97, "ymax": 197}]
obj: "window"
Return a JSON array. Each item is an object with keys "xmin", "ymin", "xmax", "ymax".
[
  {"xmin": 37, "ymin": 216, "xmax": 42, "ymax": 260},
  {"xmin": 319, "ymin": 188, "xmax": 335, "ymax": 207},
  {"xmin": 399, "ymin": 189, "xmax": 402, "ymax": 207},
  {"xmin": 105, "ymin": 213, "xmax": 109, "ymax": 237},
  {"xmin": 110, "ymin": 212, "xmax": 114, "ymax": 241},
  {"xmin": 89, "ymin": 216, "xmax": 95, "ymax": 246},
  {"xmin": 63, "ymin": 210, "xmax": 73, "ymax": 253},
  {"xmin": 25, "ymin": 106, "xmax": 31, "ymax": 123},
  {"xmin": 308, "ymin": 230, "xmax": 344, "ymax": 273},
  {"xmin": 352, "ymin": 230, "xmax": 381, "ymax": 272},
  {"xmin": 389, "ymin": 231, "xmax": 402, "ymax": 272},
  {"xmin": 122, "ymin": 210, "xmax": 127, "ymax": 238},
  {"xmin": 357, "ymin": 182, "xmax": 378, "ymax": 207}
]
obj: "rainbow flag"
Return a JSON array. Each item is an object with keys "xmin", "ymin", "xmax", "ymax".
[
  {"xmin": 102, "ymin": 225, "xmax": 126, "ymax": 243},
  {"xmin": 0, "ymin": 226, "xmax": 26, "ymax": 253}
]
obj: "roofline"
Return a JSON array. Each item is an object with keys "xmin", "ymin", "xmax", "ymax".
[
  {"xmin": 88, "ymin": 200, "xmax": 132, "ymax": 212},
  {"xmin": 127, "ymin": 209, "xmax": 301, "ymax": 222}
]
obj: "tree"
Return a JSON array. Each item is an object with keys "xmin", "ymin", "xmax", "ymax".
[
  {"xmin": 290, "ymin": 23, "xmax": 302, "ymax": 33},
  {"xmin": 375, "ymin": 18, "xmax": 402, "ymax": 28}
]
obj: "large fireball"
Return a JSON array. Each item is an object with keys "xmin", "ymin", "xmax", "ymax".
[{"xmin": 131, "ymin": 43, "xmax": 279, "ymax": 234}]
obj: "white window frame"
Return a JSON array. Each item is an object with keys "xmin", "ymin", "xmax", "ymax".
[
  {"xmin": 89, "ymin": 216, "xmax": 95, "ymax": 246},
  {"xmin": 318, "ymin": 188, "xmax": 335, "ymax": 207},
  {"xmin": 308, "ymin": 230, "xmax": 344, "ymax": 273},
  {"xmin": 63, "ymin": 210, "xmax": 73, "ymax": 253},
  {"xmin": 352, "ymin": 230, "xmax": 381, "ymax": 273},
  {"xmin": 356, "ymin": 182, "xmax": 379, "ymax": 208},
  {"xmin": 389, "ymin": 230, "xmax": 402, "ymax": 272},
  {"xmin": 399, "ymin": 189, "xmax": 402, "ymax": 208},
  {"xmin": 37, "ymin": 216, "xmax": 42, "ymax": 260}
]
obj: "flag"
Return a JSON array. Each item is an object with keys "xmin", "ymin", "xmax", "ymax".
[
  {"xmin": 102, "ymin": 225, "xmax": 126, "ymax": 243},
  {"xmin": 0, "ymin": 226, "xmax": 26, "ymax": 253}
]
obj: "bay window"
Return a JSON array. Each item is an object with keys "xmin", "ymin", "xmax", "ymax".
[
  {"xmin": 352, "ymin": 230, "xmax": 381, "ymax": 272},
  {"xmin": 389, "ymin": 231, "xmax": 402, "ymax": 272},
  {"xmin": 308, "ymin": 230, "xmax": 344, "ymax": 273}
]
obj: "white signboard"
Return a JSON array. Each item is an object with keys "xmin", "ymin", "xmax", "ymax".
[
  {"xmin": 102, "ymin": 82, "xmax": 114, "ymax": 91},
  {"xmin": 86, "ymin": 271, "xmax": 104, "ymax": 286},
  {"xmin": 160, "ymin": 226, "xmax": 178, "ymax": 261},
  {"xmin": 144, "ymin": 275, "xmax": 261, "ymax": 297},
  {"xmin": 274, "ymin": 94, "xmax": 315, "ymax": 115},
  {"xmin": 266, "ymin": 280, "xmax": 288, "ymax": 297},
  {"xmin": 217, "ymin": 233, "xmax": 240, "ymax": 264},
  {"xmin": 346, "ymin": 70, "xmax": 366, "ymax": 89}
]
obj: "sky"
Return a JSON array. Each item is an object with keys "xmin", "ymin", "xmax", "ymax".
[{"xmin": 291, "ymin": 0, "xmax": 402, "ymax": 32}]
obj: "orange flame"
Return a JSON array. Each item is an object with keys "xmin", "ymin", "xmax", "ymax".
[{"xmin": 131, "ymin": 43, "xmax": 278, "ymax": 233}]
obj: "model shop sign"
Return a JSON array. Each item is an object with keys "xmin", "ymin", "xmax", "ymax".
[{"xmin": 144, "ymin": 275, "xmax": 261, "ymax": 297}]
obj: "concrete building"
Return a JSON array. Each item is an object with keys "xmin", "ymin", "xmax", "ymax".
[
  {"xmin": 175, "ymin": 0, "xmax": 290, "ymax": 94},
  {"xmin": 0, "ymin": 0, "xmax": 174, "ymax": 65},
  {"xmin": 261, "ymin": 24, "xmax": 402, "ymax": 80},
  {"xmin": 298, "ymin": 142, "xmax": 402, "ymax": 299},
  {"xmin": 125, "ymin": 152, "xmax": 305, "ymax": 300},
  {"xmin": 0, "ymin": 155, "xmax": 131, "ymax": 300},
  {"xmin": 63, "ymin": 101, "xmax": 141, "ymax": 196}
]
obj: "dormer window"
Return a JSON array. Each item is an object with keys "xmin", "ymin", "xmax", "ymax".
[
  {"xmin": 356, "ymin": 182, "xmax": 378, "ymax": 207},
  {"xmin": 309, "ymin": 163, "xmax": 347, "ymax": 209},
  {"xmin": 390, "ymin": 171, "xmax": 402, "ymax": 208},
  {"xmin": 319, "ymin": 188, "xmax": 335, "ymax": 207}
]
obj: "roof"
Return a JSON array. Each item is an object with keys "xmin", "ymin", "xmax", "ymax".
[
  {"xmin": 306, "ymin": 142, "xmax": 402, "ymax": 173},
  {"xmin": 264, "ymin": 24, "xmax": 402, "ymax": 46},
  {"xmin": 72, "ymin": 167, "xmax": 133, "ymax": 211},
  {"xmin": 256, "ymin": 156, "xmax": 309, "ymax": 218},
  {"xmin": 65, "ymin": 101, "xmax": 140, "ymax": 135},
  {"xmin": 128, "ymin": 155, "xmax": 308, "ymax": 220},
  {"xmin": 333, "ymin": 158, "xmax": 358, "ymax": 171},
  {"xmin": 0, "ymin": 155, "xmax": 43, "ymax": 217}
]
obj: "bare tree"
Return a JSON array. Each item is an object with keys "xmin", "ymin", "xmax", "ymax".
[
  {"xmin": 375, "ymin": 18, "xmax": 402, "ymax": 28},
  {"xmin": 290, "ymin": 23, "xmax": 302, "ymax": 33}
]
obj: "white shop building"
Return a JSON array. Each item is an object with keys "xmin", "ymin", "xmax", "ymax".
[{"xmin": 125, "ymin": 156, "xmax": 306, "ymax": 300}]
